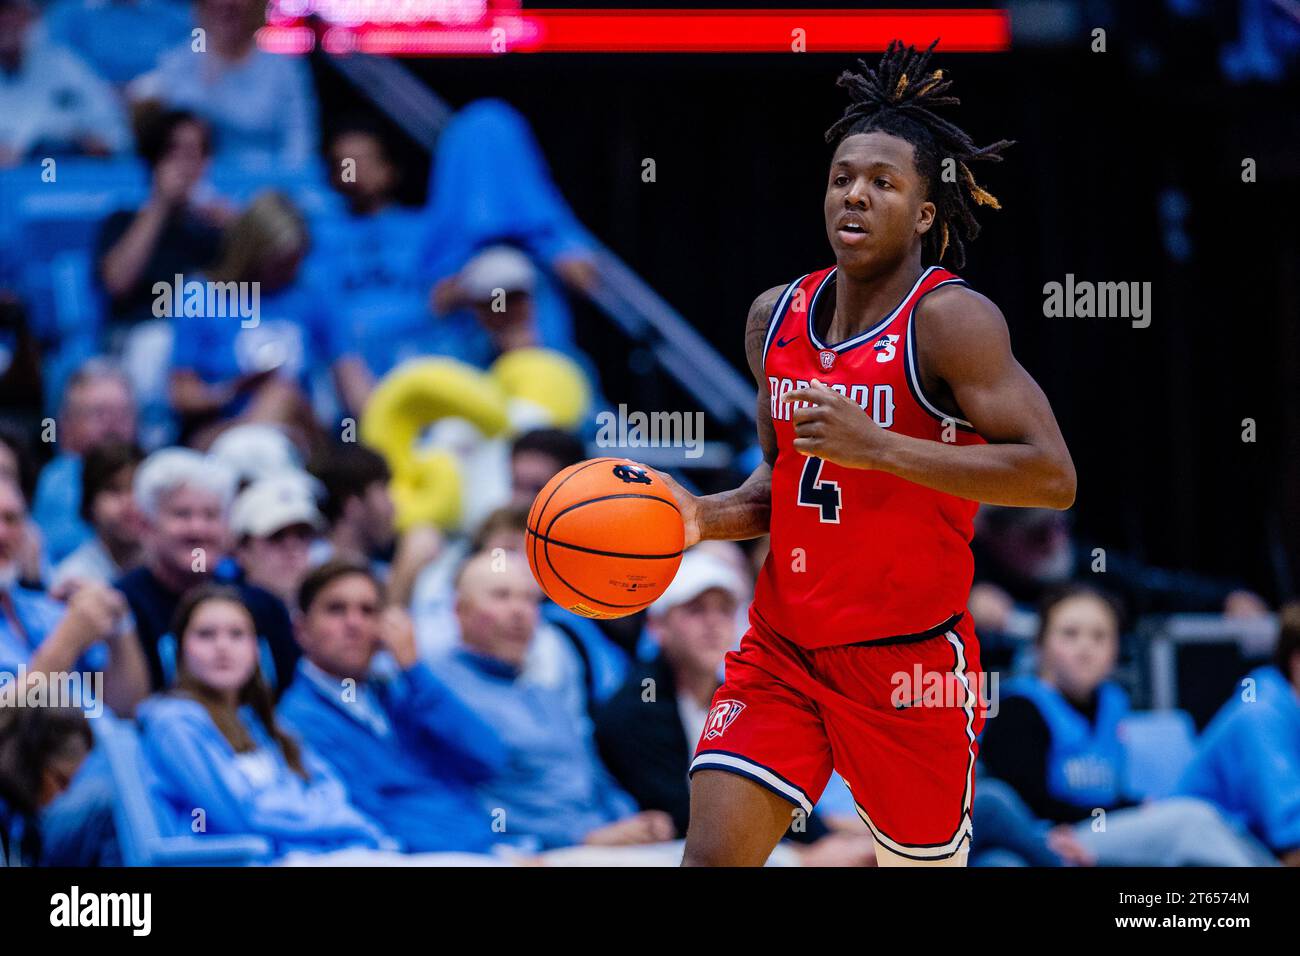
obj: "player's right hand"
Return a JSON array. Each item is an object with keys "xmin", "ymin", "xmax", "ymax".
[{"xmin": 651, "ymin": 469, "xmax": 701, "ymax": 548}]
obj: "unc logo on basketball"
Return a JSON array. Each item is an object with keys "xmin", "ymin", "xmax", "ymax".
[
  {"xmin": 703, "ymin": 700, "xmax": 746, "ymax": 740},
  {"xmin": 612, "ymin": 464, "xmax": 653, "ymax": 485}
]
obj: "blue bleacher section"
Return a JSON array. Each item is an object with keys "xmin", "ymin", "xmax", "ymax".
[
  {"xmin": 0, "ymin": 157, "xmax": 343, "ymax": 412},
  {"xmin": 1118, "ymin": 709, "xmax": 1199, "ymax": 801}
]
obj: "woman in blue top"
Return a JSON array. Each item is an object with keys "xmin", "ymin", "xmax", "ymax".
[
  {"xmin": 979, "ymin": 584, "xmax": 1273, "ymax": 866},
  {"xmin": 167, "ymin": 193, "xmax": 357, "ymax": 449},
  {"xmin": 137, "ymin": 585, "xmax": 391, "ymax": 858}
]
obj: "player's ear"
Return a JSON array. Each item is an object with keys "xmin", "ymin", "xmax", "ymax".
[{"xmin": 915, "ymin": 201, "xmax": 936, "ymax": 237}]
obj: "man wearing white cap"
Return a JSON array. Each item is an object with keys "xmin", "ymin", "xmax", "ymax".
[
  {"xmin": 229, "ymin": 473, "xmax": 324, "ymax": 609},
  {"xmin": 431, "ymin": 245, "xmax": 539, "ymax": 355}
]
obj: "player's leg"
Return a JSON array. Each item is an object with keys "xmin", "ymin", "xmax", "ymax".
[
  {"xmin": 682, "ymin": 626, "xmax": 835, "ymax": 867},
  {"xmin": 682, "ymin": 770, "xmax": 802, "ymax": 866},
  {"xmin": 816, "ymin": 619, "xmax": 986, "ymax": 868}
]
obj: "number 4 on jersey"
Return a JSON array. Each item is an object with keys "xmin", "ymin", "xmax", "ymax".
[{"xmin": 797, "ymin": 456, "xmax": 842, "ymax": 523}]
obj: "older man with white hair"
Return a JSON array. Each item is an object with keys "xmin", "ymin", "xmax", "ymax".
[{"xmin": 113, "ymin": 447, "xmax": 300, "ymax": 692}]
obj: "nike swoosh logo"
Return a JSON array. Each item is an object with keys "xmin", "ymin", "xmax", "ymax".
[
  {"xmin": 894, "ymin": 697, "xmax": 925, "ymax": 710},
  {"xmin": 775, "ymin": 336, "xmax": 797, "ymax": 348}
]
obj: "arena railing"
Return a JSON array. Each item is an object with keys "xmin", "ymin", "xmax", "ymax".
[{"xmin": 322, "ymin": 47, "xmax": 758, "ymax": 447}]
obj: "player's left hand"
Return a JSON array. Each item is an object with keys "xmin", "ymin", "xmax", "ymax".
[{"xmin": 782, "ymin": 378, "xmax": 894, "ymax": 470}]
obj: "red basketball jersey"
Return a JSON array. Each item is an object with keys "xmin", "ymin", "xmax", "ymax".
[{"xmin": 751, "ymin": 264, "xmax": 986, "ymax": 649}]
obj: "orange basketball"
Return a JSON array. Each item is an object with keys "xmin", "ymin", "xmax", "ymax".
[{"xmin": 526, "ymin": 458, "xmax": 685, "ymax": 619}]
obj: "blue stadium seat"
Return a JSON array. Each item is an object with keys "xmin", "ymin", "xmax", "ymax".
[
  {"xmin": 1118, "ymin": 709, "xmax": 1198, "ymax": 801},
  {"xmin": 92, "ymin": 712, "xmax": 273, "ymax": 866}
]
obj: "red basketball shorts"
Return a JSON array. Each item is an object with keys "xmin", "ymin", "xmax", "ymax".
[{"xmin": 689, "ymin": 611, "xmax": 986, "ymax": 861}]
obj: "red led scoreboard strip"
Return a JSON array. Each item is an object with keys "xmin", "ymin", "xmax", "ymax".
[
  {"xmin": 513, "ymin": 9, "xmax": 1010, "ymax": 53},
  {"xmin": 260, "ymin": 8, "xmax": 1010, "ymax": 56}
]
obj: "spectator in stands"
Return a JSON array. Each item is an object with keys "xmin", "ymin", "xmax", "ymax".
[
  {"xmin": 1178, "ymin": 602, "xmax": 1300, "ymax": 863},
  {"xmin": 0, "ymin": 0, "xmax": 129, "ymax": 165},
  {"xmin": 51, "ymin": 441, "xmax": 145, "ymax": 590},
  {"xmin": 0, "ymin": 473, "xmax": 150, "ymax": 716},
  {"xmin": 0, "ymin": 425, "xmax": 45, "ymax": 585},
  {"xmin": 137, "ymin": 585, "xmax": 391, "ymax": 857},
  {"xmin": 0, "ymin": 705, "xmax": 93, "ymax": 866},
  {"xmin": 310, "ymin": 120, "xmax": 440, "ymax": 401},
  {"xmin": 422, "ymin": 100, "xmax": 599, "ymax": 359},
  {"xmin": 969, "ymin": 506, "xmax": 1270, "ymax": 643},
  {"xmin": 227, "ymin": 472, "xmax": 323, "ymax": 609},
  {"xmin": 979, "ymin": 584, "xmax": 1275, "ymax": 865},
  {"xmin": 508, "ymin": 427, "xmax": 586, "ymax": 508},
  {"xmin": 411, "ymin": 503, "xmax": 626, "ymax": 715},
  {"xmin": 167, "ymin": 192, "xmax": 342, "ymax": 449},
  {"xmin": 278, "ymin": 560, "xmax": 511, "ymax": 854},
  {"xmin": 96, "ymin": 108, "xmax": 227, "ymax": 331},
  {"xmin": 428, "ymin": 549, "xmax": 673, "ymax": 850},
  {"xmin": 115, "ymin": 448, "xmax": 299, "ymax": 693},
  {"xmin": 44, "ymin": 0, "xmax": 192, "ymax": 88},
  {"xmin": 307, "ymin": 443, "xmax": 396, "ymax": 577},
  {"xmin": 129, "ymin": 0, "xmax": 319, "ymax": 170},
  {"xmin": 434, "ymin": 246, "xmax": 607, "ymax": 429},
  {"xmin": 31, "ymin": 359, "xmax": 136, "ymax": 563},
  {"xmin": 596, "ymin": 550, "xmax": 878, "ymax": 866},
  {"xmin": 431, "ymin": 245, "xmax": 537, "ymax": 367},
  {"xmin": 968, "ymin": 773, "xmax": 1096, "ymax": 867}
]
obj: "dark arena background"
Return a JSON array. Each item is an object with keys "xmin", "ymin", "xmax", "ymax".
[{"xmin": 0, "ymin": 0, "xmax": 1297, "ymax": 935}]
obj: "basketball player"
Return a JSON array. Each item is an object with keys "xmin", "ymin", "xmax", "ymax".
[{"xmin": 660, "ymin": 41, "xmax": 1076, "ymax": 867}]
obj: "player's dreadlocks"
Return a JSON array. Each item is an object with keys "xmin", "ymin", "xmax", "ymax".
[{"xmin": 824, "ymin": 39, "xmax": 1013, "ymax": 269}]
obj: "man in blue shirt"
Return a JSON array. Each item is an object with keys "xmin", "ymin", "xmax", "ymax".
[
  {"xmin": 429, "ymin": 549, "xmax": 673, "ymax": 850},
  {"xmin": 278, "ymin": 559, "xmax": 510, "ymax": 854},
  {"xmin": 311, "ymin": 121, "xmax": 470, "ymax": 387},
  {"xmin": 1179, "ymin": 603, "xmax": 1300, "ymax": 863}
]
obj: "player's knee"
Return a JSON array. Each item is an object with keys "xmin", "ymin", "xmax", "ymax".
[{"xmin": 681, "ymin": 830, "xmax": 737, "ymax": 867}]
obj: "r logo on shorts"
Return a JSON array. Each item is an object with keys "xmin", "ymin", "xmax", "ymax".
[{"xmin": 703, "ymin": 699, "xmax": 746, "ymax": 740}]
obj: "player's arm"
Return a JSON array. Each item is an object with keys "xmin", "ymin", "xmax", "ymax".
[
  {"xmin": 783, "ymin": 285, "xmax": 1076, "ymax": 509},
  {"xmin": 657, "ymin": 285, "xmax": 785, "ymax": 546}
]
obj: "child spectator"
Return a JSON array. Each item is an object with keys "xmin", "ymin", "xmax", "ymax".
[{"xmin": 137, "ymin": 585, "xmax": 390, "ymax": 857}]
